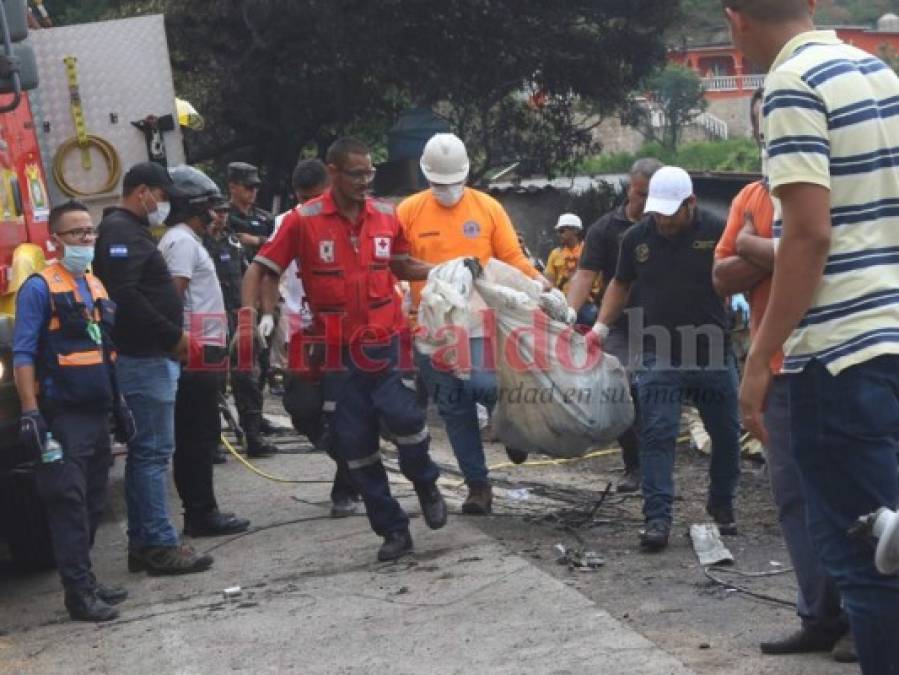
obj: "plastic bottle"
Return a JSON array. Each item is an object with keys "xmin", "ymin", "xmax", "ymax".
[{"xmin": 41, "ymin": 434, "xmax": 63, "ymax": 464}]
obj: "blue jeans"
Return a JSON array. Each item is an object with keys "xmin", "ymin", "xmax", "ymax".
[
  {"xmin": 576, "ymin": 303, "xmax": 598, "ymax": 327},
  {"xmin": 788, "ymin": 357, "xmax": 899, "ymax": 675},
  {"xmin": 415, "ymin": 338, "xmax": 497, "ymax": 485},
  {"xmin": 765, "ymin": 376, "xmax": 843, "ymax": 633},
  {"xmin": 636, "ymin": 353, "xmax": 741, "ymax": 523},
  {"xmin": 118, "ymin": 355, "xmax": 181, "ymax": 548}
]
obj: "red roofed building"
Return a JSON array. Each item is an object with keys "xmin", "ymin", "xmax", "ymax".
[{"xmin": 666, "ymin": 14, "xmax": 899, "ymax": 136}]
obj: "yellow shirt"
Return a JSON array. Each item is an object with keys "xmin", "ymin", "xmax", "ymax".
[
  {"xmin": 397, "ymin": 187, "xmax": 538, "ymax": 312},
  {"xmin": 545, "ymin": 242, "xmax": 583, "ymax": 294}
]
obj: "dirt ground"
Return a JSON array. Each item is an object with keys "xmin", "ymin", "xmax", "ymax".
[{"xmin": 419, "ymin": 409, "xmax": 857, "ymax": 675}]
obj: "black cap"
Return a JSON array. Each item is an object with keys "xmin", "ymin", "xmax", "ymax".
[
  {"xmin": 227, "ymin": 162, "xmax": 262, "ymax": 187},
  {"xmin": 123, "ymin": 162, "xmax": 186, "ymax": 198}
]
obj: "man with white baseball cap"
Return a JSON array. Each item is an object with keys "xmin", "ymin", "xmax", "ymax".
[{"xmin": 592, "ymin": 165, "xmax": 741, "ymax": 552}]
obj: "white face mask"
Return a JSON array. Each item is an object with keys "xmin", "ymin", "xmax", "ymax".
[
  {"xmin": 431, "ymin": 183, "xmax": 465, "ymax": 208},
  {"xmin": 142, "ymin": 192, "xmax": 171, "ymax": 227}
]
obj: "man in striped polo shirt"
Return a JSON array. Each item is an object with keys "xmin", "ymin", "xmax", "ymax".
[{"xmin": 724, "ymin": 2, "xmax": 899, "ymax": 673}]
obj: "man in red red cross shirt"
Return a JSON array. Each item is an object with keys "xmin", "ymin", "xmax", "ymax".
[{"xmin": 241, "ymin": 137, "xmax": 447, "ymax": 562}]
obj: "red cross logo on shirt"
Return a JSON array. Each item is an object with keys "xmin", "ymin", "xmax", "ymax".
[{"xmin": 374, "ymin": 236, "xmax": 391, "ymax": 259}]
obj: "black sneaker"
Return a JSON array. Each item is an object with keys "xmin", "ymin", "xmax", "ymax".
[
  {"xmin": 246, "ymin": 437, "xmax": 278, "ymax": 458},
  {"xmin": 89, "ymin": 573, "xmax": 128, "ymax": 605},
  {"xmin": 760, "ymin": 626, "xmax": 842, "ymax": 655},
  {"xmin": 184, "ymin": 511, "xmax": 251, "ymax": 538},
  {"xmin": 639, "ymin": 519, "xmax": 671, "ymax": 551},
  {"xmin": 505, "ymin": 447, "xmax": 528, "ymax": 465},
  {"xmin": 259, "ymin": 417, "xmax": 288, "ymax": 435},
  {"xmin": 377, "ymin": 530, "xmax": 413, "ymax": 562},
  {"xmin": 617, "ymin": 468, "xmax": 640, "ymax": 493},
  {"xmin": 65, "ymin": 588, "xmax": 119, "ymax": 622},
  {"xmin": 707, "ymin": 503, "xmax": 738, "ymax": 535},
  {"xmin": 414, "ymin": 482, "xmax": 448, "ymax": 530}
]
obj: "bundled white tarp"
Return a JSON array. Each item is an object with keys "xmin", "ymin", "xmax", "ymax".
[{"xmin": 417, "ymin": 258, "xmax": 635, "ymax": 458}]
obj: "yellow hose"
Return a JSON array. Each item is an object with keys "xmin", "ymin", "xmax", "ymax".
[
  {"xmin": 487, "ymin": 447, "xmax": 620, "ymax": 471},
  {"xmin": 219, "ymin": 434, "xmax": 317, "ymax": 484},
  {"xmin": 52, "ymin": 135, "xmax": 122, "ymax": 198},
  {"xmin": 222, "ymin": 432, "xmax": 626, "ymax": 486}
]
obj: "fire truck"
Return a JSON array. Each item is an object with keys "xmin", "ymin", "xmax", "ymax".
[{"xmin": 0, "ymin": 3, "xmax": 185, "ymax": 570}]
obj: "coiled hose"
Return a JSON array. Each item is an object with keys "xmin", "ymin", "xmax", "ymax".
[{"xmin": 52, "ymin": 135, "xmax": 122, "ymax": 198}]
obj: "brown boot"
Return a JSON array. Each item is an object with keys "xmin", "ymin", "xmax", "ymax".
[
  {"xmin": 462, "ymin": 483, "xmax": 493, "ymax": 515},
  {"xmin": 128, "ymin": 544, "xmax": 213, "ymax": 575}
]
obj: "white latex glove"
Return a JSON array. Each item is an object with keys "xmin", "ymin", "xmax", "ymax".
[
  {"xmin": 591, "ymin": 322, "xmax": 610, "ymax": 341},
  {"xmin": 257, "ymin": 313, "xmax": 275, "ymax": 347},
  {"xmin": 565, "ymin": 306, "xmax": 577, "ymax": 325}
]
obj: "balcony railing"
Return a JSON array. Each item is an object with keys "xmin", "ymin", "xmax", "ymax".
[{"xmin": 701, "ymin": 74, "xmax": 766, "ymax": 92}]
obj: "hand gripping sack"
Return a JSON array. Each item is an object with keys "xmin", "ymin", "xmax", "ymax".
[{"xmin": 419, "ymin": 258, "xmax": 634, "ymax": 457}]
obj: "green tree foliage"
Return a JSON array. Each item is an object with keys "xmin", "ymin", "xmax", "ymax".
[
  {"xmin": 622, "ymin": 65, "xmax": 707, "ymax": 152},
  {"xmin": 48, "ymin": 0, "xmax": 678, "ymax": 192}
]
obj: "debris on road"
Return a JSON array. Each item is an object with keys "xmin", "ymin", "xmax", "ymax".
[
  {"xmin": 223, "ymin": 586, "xmax": 243, "ymax": 601},
  {"xmin": 689, "ymin": 524, "xmax": 734, "ymax": 567},
  {"xmin": 553, "ymin": 543, "xmax": 605, "ymax": 571}
]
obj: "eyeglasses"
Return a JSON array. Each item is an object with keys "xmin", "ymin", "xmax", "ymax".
[
  {"xmin": 340, "ymin": 168, "xmax": 377, "ymax": 183},
  {"xmin": 56, "ymin": 228, "xmax": 97, "ymax": 241}
]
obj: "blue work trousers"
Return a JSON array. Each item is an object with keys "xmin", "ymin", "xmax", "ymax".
[
  {"xmin": 321, "ymin": 338, "xmax": 438, "ymax": 537},
  {"xmin": 36, "ymin": 410, "xmax": 111, "ymax": 593},
  {"xmin": 636, "ymin": 353, "xmax": 741, "ymax": 523},
  {"xmin": 788, "ymin": 357, "xmax": 899, "ymax": 675}
]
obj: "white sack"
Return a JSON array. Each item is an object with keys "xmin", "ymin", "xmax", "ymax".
[{"xmin": 417, "ymin": 258, "xmax": 635, "ymax": 458}]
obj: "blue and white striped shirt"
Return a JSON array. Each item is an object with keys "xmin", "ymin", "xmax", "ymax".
[{"xmin": 764, "ymin": 30, "xmax": 899, "ymax": 374}]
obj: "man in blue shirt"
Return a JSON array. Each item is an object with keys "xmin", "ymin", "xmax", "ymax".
[{"xmin": 13, "ymin": 200, "xmax": 133, "ymax": 622}]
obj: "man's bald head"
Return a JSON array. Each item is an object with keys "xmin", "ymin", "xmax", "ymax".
[{"xmin": 721, "ymin": 0, "xmax": 811, "ymax": 22}]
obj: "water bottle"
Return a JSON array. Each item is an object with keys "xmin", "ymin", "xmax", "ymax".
[{"xmin": 41, "ymin": 434, "xmax": 63, "ymax": 464}]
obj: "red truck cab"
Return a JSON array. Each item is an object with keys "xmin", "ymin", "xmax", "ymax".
[{"xmin": 0, "ymin": 90, "xmax": 55, "ymax": 571}]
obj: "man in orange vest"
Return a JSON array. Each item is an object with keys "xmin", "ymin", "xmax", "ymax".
[
  {"xmin": 13, "ymin": 201, "xmax": 134, "ymax": 622},
  {"xmin": 242, "ymin": 137, "xmax": 447, "ymax": 561},
  {"xmin": 398, "ymin": 133, "xmax": 548, "ymax": 515}
]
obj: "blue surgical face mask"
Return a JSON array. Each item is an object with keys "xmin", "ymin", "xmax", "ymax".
[{"xmin": 60, "ymin": 244, "xmax": 95, "ymax": 275}]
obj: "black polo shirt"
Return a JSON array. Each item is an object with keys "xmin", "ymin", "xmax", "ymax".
[
  {"xmin": 203, "ymin": 229, "xmax": 246, "ymax": 327},
  {"xmin": 579, "ymin": 204, "xmax": 640, "ymax": 333},
  {"xmin": 615, "ymin": 208, "xmax": 727, "ymax": 367}
]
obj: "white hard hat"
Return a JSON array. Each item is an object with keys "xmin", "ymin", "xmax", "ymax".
[
  {"xmin": 420, "ymin": 133, "xmax": 470, "ymax": 184},
  {"xmin": 644, "ymin": 166, "xmax": 694, "ymax": 216},
  {"xmin": 555, "ymin": 213, "xmax": 582, "ymax": 231}
]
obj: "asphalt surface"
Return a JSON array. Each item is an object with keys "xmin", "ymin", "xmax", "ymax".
[{"xmin": 0, "ymin": 411, "xmax": 692, "ymax": 675}]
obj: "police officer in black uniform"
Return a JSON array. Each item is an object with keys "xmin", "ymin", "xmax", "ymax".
[
  {"xmin": 208, "ymin": 197, "xmax": 278, "ymax": 458},
  {"xmin": 226, "ymin": 161, "xmax": 283, "ymax": 402},
  {"xmin": 226, "ymin": 162, "xmax": 273, "ymax": 262},
  {"xmin": 13, "ymin": 201, "xmax": 134, "ymax": 621}
]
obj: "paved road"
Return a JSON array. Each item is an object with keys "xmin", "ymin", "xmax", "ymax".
[{"xmin": 0, "ymin": 421, "xmax": 692, "ymax": 675}]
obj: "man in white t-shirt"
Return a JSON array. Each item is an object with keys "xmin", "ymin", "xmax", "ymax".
[{"xmin": 158, "ymin": 166, "xmax": 250, "ymax": 537}]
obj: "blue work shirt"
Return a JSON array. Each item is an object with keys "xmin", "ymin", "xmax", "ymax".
[{"xmin": 13, "ymin": 274, "xmax": 95, "ymax": 398}]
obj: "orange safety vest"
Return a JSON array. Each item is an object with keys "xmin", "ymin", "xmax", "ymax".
[{"xmin": 37, "ymin": 262, "xmax": 115, "ymax": 407}]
